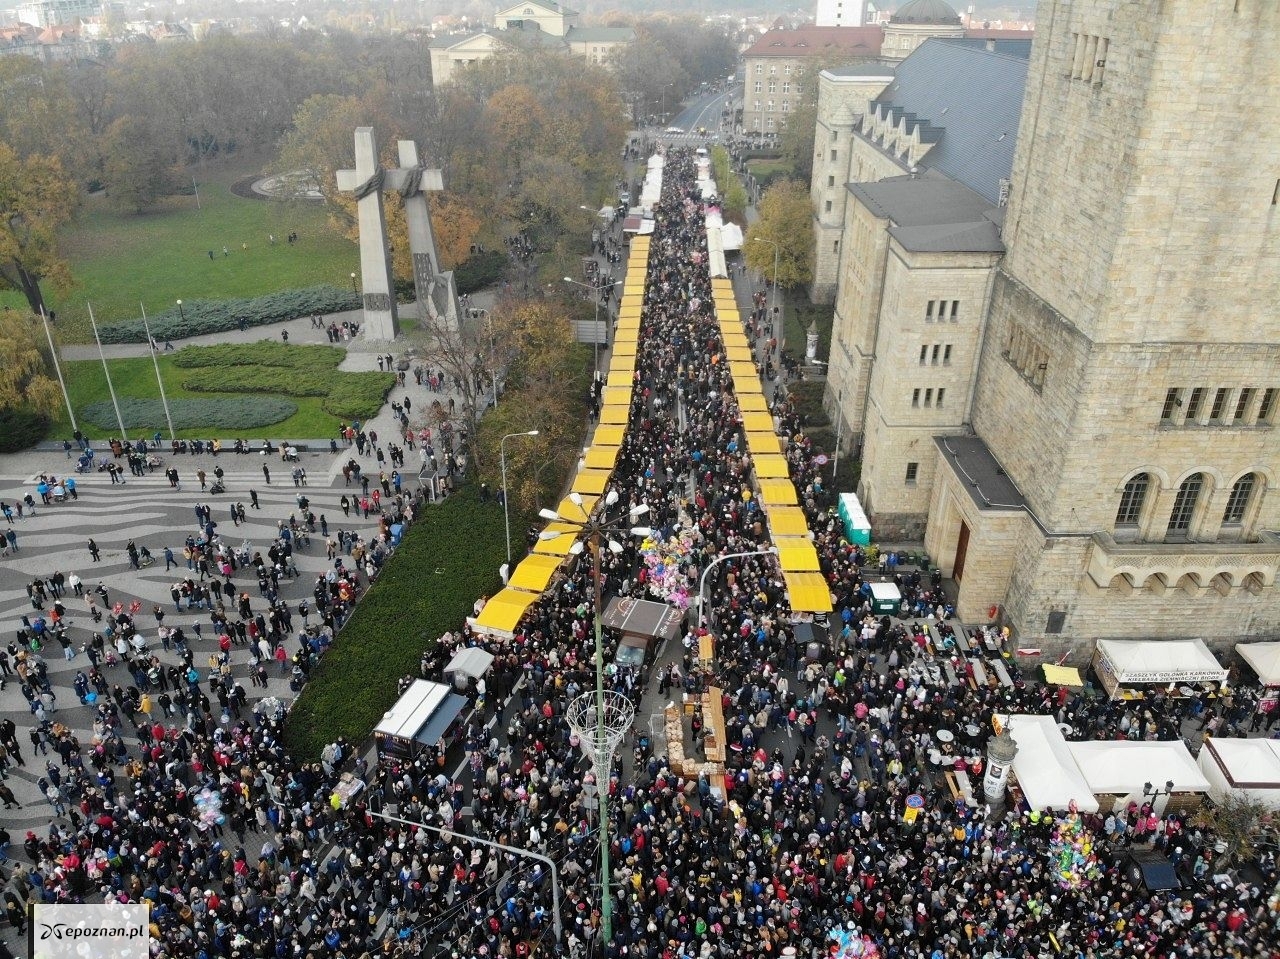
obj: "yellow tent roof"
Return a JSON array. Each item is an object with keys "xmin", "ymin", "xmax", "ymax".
[
  {"xmin": 1042, "ymin": 664, "xmax": 1085, "ymax": 687},
  {"xmin": 571, "ymin": 469, "xmax": 612, "ymax": 495},
  {"xmin": 599, "ymin": 405, "xmax": 630, "ymax": 424},
  {"xmin": 730, "ymin": 361, "xmax": 759, "ymax": 381},
  {"xmin": 582, "ymin": 445, "xmax": 619, "ymax": 470},
  {"xmin": 473, "ymin": 587, "xmax": 541, "ymax": 633},
  {"xmin": 507, "ymin": 553, "xmax": 565, "ymax": 592},
  {"xmin": 610, "ymin": 343, "xmax": 637, "ymax": 359},
  {"xmin": 724, "ymin": 344, "xmax": 755, "ymax": 362},
  {"xmin": 617, "ymin": 305, "xmax": 643, "ymax": 317},
  {"xmin": 741, "ymin": 411, "xmax": 774, "ymax": 433},
  {"xmin": 775, "ymin": 537, "xmax": 820, "ymax": 572},
  {"xmin": 745, "ymin": 431, "xmax": 781, "ymax": 455},
  {"xmin": 600, "ymin": 385, "xmax": 632, "ymax": 406},
  {"xmin": 765, "ymin": 505, "xmax": 810, "ymax": 537},
  {"xmin": 533, "ymin": 522, "xmax": 583, "ymax": 555},
  {"xmin": 556, "ymin": 494, "xmax": 596, "ymax": 521},
  {"xmin": 783, "ymin": 571, "xmax": 833, "ymax": 613},
  {"xmin": 752, "ymin": 454, "xmax": 791, "ymax": 479},
  {"xmin": 592, "ymin": 424, "xmax": 626, "ymax": 445},
  {"xmin": 711, "ymin": 277, "xmax": 732, "ymax": 290},
  {"xmin": 757, "ymin": 478, "xmax": 798, "ymax": 506},
  {"xmin": 738, "ymin": 394, "xmax": 769, "ymax": 413}
]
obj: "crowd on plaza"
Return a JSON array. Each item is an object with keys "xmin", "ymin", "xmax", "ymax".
[{"xmin": 0, "ymin": 147, "xmax": 1276, "ymax": 959}]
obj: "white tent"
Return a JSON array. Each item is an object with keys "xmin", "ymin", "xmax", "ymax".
[
  {"xmin": 1092, "ymin": 638, "xmax": 1226, "ymax": 698},
  {"xmin": 1198, "ymin": 737, "xmax": 1280, "ymax": 808},
  {"xmin": 1000, "ymin": 715, "xmax": 1099, "ymax": 813},
  {"xmin": 1237, "ymin": 642, "xmax": 1280, "ymax": 687},
  {"xmin": 444, "ymin": 647, "xmax": 494, "ymax": 686},
  {"xmin": 1068, "ymin": 740, "xmax": 1209, "ymax": 812},
  {"xmin": 721, "ymin": 222, "xmax": 743, "ymax": 252}
]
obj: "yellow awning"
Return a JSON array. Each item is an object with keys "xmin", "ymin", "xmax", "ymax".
[
  {"xmin": 783, "ymin": 571, "xmax": 833, "ymax": 613},
  {"xmin": 757, "ymin": 478, "xmax": 798, "ymax": 506},
  {"xmin": 775, "ymin": 537, "xmax": 820, "ymax": 572},
  {"xmin": 741, "ymin": 411, "xmax": 775, "ymax": 433},
  {"xmin": 765, "ymin": 505, "xmax": 810, "ymax": 537},
  {"xmin": 600, "ymin": 385, "xmax": 632, "ymax": 407},
  {"xmin": 738, "ymin": 394, "xmax": 769, "ymax": 413},
  {"xmin": 752, "ymin": 454, "xmax": 791, "ymax": 479},
  {"xmin": 582, "ymin": 445, "xmax": 619, "ymax": 470},
  {"xmin": 613, "ymin": 324, "xmax": 640, "ymax": 338},
  {"xmin": 605, "ymin": 371, "xmax": 633, "ymax": 388},
  {"xmin": 724, "ymin": 344, "xmax": 755, "ymax": 361},
  {"xmin": 533, "ymin": 522, "xmax": 583, "ymax": 555},
  {"xmin": 711, "ymin": 277, "xmax": 732, "ymax": 290},
  {"xmin": 617, "ymin": 305, "xmax": 643, "ymax": 317},
  {"xmin": 474, "ymin": 587, "xmax": 541, "ymax": 633},
  {"xmin": 571, "ymin": 469, "xmax": 612, "ymax": 495},
  {"xmin": 507, "ymin": 553, "xmax": 564, "ymax": 592},
  {"xmin": 1043, "ymin": 664, "xmax": 1084, "ymax": 687},
  {"xmin": 599, "ymin": 405, "xmax": 630, "ymax": 424},
  {"xmin": 592, "ymin": 425, "xmax": 626, "ymax": 445},
  {"xmin": 610, "ymin": 343, "xmax": 637, "ymax": 359},
  {"xmin": 730, "ymin": 361, "xmax": 759, "ymax": 381},
  {"xmin": 745, "ymin": 431, "xmax": 781, "ymax": 455},
  {"xmin": 557, "ymin": 494, "xmax": 596, "ymax": 521}
]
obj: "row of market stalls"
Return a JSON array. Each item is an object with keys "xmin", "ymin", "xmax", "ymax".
[
  {"xmin": 469, "ymin": 234, "xmax": 655, "ymax": 642},
  {"xmin": 708, "ymin": 275, "xmax": 832, "ymax": 619},
  {"xmin": 621, "ymin": 154, "xmax": 664, "ymax": 238}
]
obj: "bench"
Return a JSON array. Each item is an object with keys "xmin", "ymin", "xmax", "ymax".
[
  {"xmin": 943, "ymin": 770, "xmax": 963, "ymax": 802},
  {"xmin": 953, "ymin": 628, "xmax": 970, "ymax": 653},
  {"xmin": 942, "ymin": 661, "xmax": 959, "ymax": 687},
  {"xmin": 969, "ymin": 658, "xmax": 989, "ymax": 688},
  {"xmin": 954, "ymin": 769, "xmax": 976, "ymax": 805},
  {"xmin": 991, "ymin": 659, "xmax": 1014, "ymax": 688}
]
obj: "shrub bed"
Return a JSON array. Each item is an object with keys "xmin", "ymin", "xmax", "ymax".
[
  {"xmin": 179, "ymin": 369, "xmax": 393, "ymax": 422},
  {"xmin": 81, "ymin": 397, "xmax": 297, "ymax": 431},
  {"xmin": 97, "ymin": 286, "xmax": 360, "ymax": 343},
  {"xmin": 283, "ymin": 487, "xmax": 508, "ymax": 760},
  {"xmin": 0, "ymin": 408, "xmax": 51, "ymax": 452},
  {"xmin": 454, "ymin": 250, "xmax": 507, "ymax": 295},
  {"xmin": 171, "ymin": 342, "xmax": 343, "ymax": 372}
]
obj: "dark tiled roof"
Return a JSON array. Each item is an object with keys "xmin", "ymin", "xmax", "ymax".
[
  {"xmin": 849, "ymin": 173, "xmax": 1004, "ymax": 253},
  {"xmin": 868, "ymin": 37, "xmax": 1027, "ymax": 204},
  {"xmin": 934, "ymin": 435, "xmax": 1027, "ymax": 511},
  {"xmin": 743, "ymin": 26, "xmax": 884, "ymax": 58}
]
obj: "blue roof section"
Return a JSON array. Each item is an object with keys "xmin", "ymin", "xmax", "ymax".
[{"xmin": 869, "ymin": 37, "xmax": 1028, "ymax": 205}]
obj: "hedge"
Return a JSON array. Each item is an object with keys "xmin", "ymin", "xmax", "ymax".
[
  {"xmin": 454, "ymin": 251, "xmax": 507, "ymax": 295},
  {"xmin": 98, "ymin": 286, "xmax": 361, "ymax": 343},
  {"xmin": 0, "ymin": 407, "xmax": 51, "ymax": 453},
  {"xmin": 81, "ymin": 397, "xmax": 298, "ymax": 431},
  {"xmin": 180, "ymin": 369, "xmax": 393, "ymax": 422},
  {"xmin": 171, "ymin": 342, "xmax": 343, "ymax": 372},
  {"xmin": 283, "ymin": 486, "xmax": 509, "ymax": 760}
]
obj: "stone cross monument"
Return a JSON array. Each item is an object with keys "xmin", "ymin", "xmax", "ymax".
[{"xmin": 337, "ymin": 128, "xmax": 460, "ymax": 341}]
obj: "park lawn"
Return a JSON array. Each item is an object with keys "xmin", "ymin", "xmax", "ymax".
[
  {"xmin": 747, "ymin": 158, "xmax": 795, "ymax": 181},
  {"xmin": 53, "ymin": 354, "xmax": 347, "ymax": 441},
  {"xmin": 0, "ymin": 159, "xmax": 358, "ymax": 344}
]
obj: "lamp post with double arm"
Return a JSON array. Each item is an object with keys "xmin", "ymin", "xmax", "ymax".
[{"xmin": 500, "ymin": 429, "xmax": 540, "ymax": 571}]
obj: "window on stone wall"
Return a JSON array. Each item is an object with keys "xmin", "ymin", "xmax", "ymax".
[
  {"xmin": 912, "ymin": 389, "xmax": 920, "ymax": 407},
  {"xmin": 931, "ymin": 344, "xmax": 940, "ymax": 365},
  {"xmin": 1234, "ymin": 388, "xmax": 1254, "ymax": 422},
  {"xmin": 824, "ymin": 199, "xmax": 831, "ymax": 212},
  {"xmin": 919, "ymin": 345, "xmax": 927, "ymax": 365},
  {"xmin": 905, "ymin": 462, "xmax": 918, "ymax": 485},
  {"xmin": 1210, "ymin": 388, "xmax": 1229, "ymax": 422},
  {"xmin": 943, "ymin": 345, "xmax": 952, "ymax": 364},
  {"xmin": 1115, "ymin": 473, "xmax": 1150, "ymax": 528},
  {"xmin": 1003, "ymin": 322, "xmax": 1049, "ymax": 391},
  {"xmin": 1167, "ymin": 474, "xmax": 1205, "ymax": 539},
  {"xmin": 828, "ymin": 175, "xmax": 835, "ymax": 187},
  {"xmin": 1184, "ymin": 387, "xmax": 1205, "ymax": 421},
  {"xmin": 1160, "ymin": 388, "xmax": 1181, "ymax": 422},
  {"xmin": 1259, "ymin": 388, "xmax": 1277, "ymax": 423},
  {"xmin": 936, "ymin": 388, "xmax": 945, "ymax": 407},
  {"xmin": 1222, "ymin": 474, "xmax": 1258, "ymax": 526}
]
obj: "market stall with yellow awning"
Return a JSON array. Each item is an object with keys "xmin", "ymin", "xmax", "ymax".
[
  {"xmin": 783, "ymin": 571, "xmax": 833, "ymax": 613},
  {"xmin": 756, "ymin": 478, "xmax": 798, "ymax": 506},
  {"xmin": 600, "ymin": 385, "xmax": 633, "ymax": 407},
  {"xmin": 745, "ymin": 431, "xmax": 782, "ymax": 455},
  {"xmin": 556, "ymin": 494, "xmax": 597, "ymax": 521},
  {"xmin": 605, "ymin": 371, "xmax": 634, "ymax": 388},
  {"xmin": 473, "ymin": 587, "xmax": 541, "ymax": 634},
  {"xmin": 752, "ymin": 454, "xmax": 791, "ymax": 479},
  {"xmin": 599, "ymin": 405, "xmax": 630, "ymax": 424},
  {"xmin": 775, "ymin": 536, "xmax": 821, "ymax": 572},
  {"xmin": 582, "ymin": 446, "xmax": 619, "ymax": 471},
  {"xmin": 570, "ymin": 469, "xmax": 612, "ymax": 495},
  {"xmin": 592, "ymin": 425, "xmax": 626, "ymax": 445},
  {"xmin": 506, "ymin": 553, "xmax": 566, "ymax": 593},
  {"xmin": 765, "ymin": 505, "xmax": 810, "ymax": 537},
  {"xmin": 724, "ymin": 344, "xmax": 755, "ymax": 362},
  {"xmin": 738, "ymin": 394, "xmax": 770, "ymax": 413},
  {"xmin": 533, "ymin": 522, "xmax": 583, "ymax": 555},
  {"xmin": 741, "ymin": 411, "xmax": 775, "ymax": 433}
]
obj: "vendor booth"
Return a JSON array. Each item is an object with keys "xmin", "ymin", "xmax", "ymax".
[
  {"xmin": 999, "ymin": 714, "xmax": 1100, "ymax": 813},
  {"xmin": 601, "ymin": 596, "xmax": 682, "ymax": 672},
  {"xmin": 374, "ymin": 679, "xmax": 469, "ymax": 760},
  {"xmin": 1236, "ymin": 642, "xmax": 1280, "ymax": 714},
  {"xmin": 1198, "ymin": 737, "xmax": 1280, "ymax": 810},
  {"xmin": 443, "ymin": 647, "xmax": 495, "ymax": 692},
  {"xmin": 1091, "ymin": 638, "xmax": 1227, "ymax": 700},
  {"xmin": 1067, "ymin": 740, "xmax": 1209, "ymax": 813}
]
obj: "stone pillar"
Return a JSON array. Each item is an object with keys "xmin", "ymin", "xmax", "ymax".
[
  {"xmin": 983, "ymin": 729, "xmax": 1019, "ymax": 804},
  {"xmin": 349, "ymin": 128, "xmax": 398, "ymax": 341}
]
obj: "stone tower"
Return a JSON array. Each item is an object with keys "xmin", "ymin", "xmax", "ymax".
[{"xmin": 925, "ymin": 0, "xmax": 1280, "ymax": 656}]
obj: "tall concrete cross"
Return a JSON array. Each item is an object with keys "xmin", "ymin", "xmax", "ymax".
[{"xmin": 336, "ymin": 129, "xmax": 459, "ymax": 341}]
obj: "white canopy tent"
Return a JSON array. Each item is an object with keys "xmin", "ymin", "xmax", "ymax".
[
  {"xmin": 1068, "ymin": 740, "xmax": 1209, "ymax": 812},
  {"xmin": 1237, "ymin": 642, "xmax": 1280, "ymax": 687},
  {"xmin": 1092, "ymin": 638, "xmax": 1227, "ymax": 699},
  {"xmin": 704, "ymin": 207, "xmax": 727, "ymax": 279},
  {"xmin": 1000, "ymin": 715, "xmax": 1099, "ymax": 813},
  {"xmin": 1198, "ymin": 737, "xmax": 1280, "ymax": 809}
]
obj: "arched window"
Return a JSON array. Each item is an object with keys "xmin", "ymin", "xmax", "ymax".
[
  {"xmin": 1222, "ymin": 473, "xmax": 1259, "ymax": 525},
  {"xmin": 1167, "ymin": 473, "xmax": 1205, "ymax": 538},
  {"xmin": 1115, "ymin": 473, "xmax": 1150, "ymax": 528}
]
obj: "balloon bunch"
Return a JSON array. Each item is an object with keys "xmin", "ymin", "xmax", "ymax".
[
  {"xmin": 828, "ymin": 923, "xmax": 881, "ymax": 959},
  {"xmin": 193, "ymin": 787, "xmax": 225, "ymax": 830},
  {"xmin": 1047, "ymin": 809, "xmax": 1102, "ymax": 890},
  {"xmin": 638, "ymin": 529, "xmax": 696, "ymax": 609}
]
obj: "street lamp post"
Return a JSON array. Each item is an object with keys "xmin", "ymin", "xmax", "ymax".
[
  {"xmin": 350, "ymin": 272, "xmax": 358, "ymax": 293},
  {"xmin": 1143, "ymin": 779, "xmax": 1176, "ymax": 814},
  {"xmin": 753, "ymin": 236, "xmax": 780, "ymax": 351},
  {"xmin": 695, "ymin": 547, "xmax": 778, "ymax": 632},
  {"xmin": 564, "ymin": 277, "xmax": 620, "ymax": 375},
  {"xmin": 176, "ymin": 299, "xmax": 185, "ymax": 323},
  {"xmin": 537, "ymin": 490, "xmax": 651, "ymax": 947},
  {"xmin": 500, "ymin": 429, "xmax": 540, "ymax": 570}
]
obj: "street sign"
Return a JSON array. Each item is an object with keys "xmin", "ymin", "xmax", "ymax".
[
  {"xmin": 906, "ymin": 793, "xmax": 924, "ymax": 809},
  {"xmin": 814, "ymin": 455, "xmax": 829, "ymax": 466}
]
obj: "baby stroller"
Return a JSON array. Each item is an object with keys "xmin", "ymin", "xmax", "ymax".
[
  {"xmin": 138, "ymin": 546, "xmax": 155, "ymax": 568},
  {"xmin": 209, "ymin": 479, "xmax": 226, "ymax": 495},
  {"xmin": 75, "ymin": 453, "xmax": 94, "ymax": 473}
]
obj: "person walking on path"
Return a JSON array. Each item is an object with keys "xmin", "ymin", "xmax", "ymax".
[
  {"xmin": 5, "ymin": 529, "xmax": 15, "ymax": 552},
  {"xmin": 262, "ymin": 463, "xmax": 271, "ymax": 485},
  {"xmin": 87, "ymin": 539, "xmax": 101, "ymax": 562},
  {"xmin": 250, "ymin": 490, "xmax": 260, "ymax": 509}
]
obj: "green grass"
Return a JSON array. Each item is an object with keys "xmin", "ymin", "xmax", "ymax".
[
  {"xmin": 784, "ymin": 293, "xmax": 834, "ymax": 366},
  {"xmin": 53, "ymin": 343, "xmax": 379, "ymax": 441},
  {"xmin": 1, "ymin": 158, "xmax": 359, "ymax": 344}
]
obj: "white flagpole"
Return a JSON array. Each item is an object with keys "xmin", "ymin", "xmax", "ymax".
[
  {"xmin": 88, "ymin": 302, "xmax": 127, "ymax": 441},
  {"xmin": 140, "ymin": 304, "xmax": 175, "ymax": 440},
  {"xmin": 38, "ymin": 305, "xmax": 76, "ymax": 434}
]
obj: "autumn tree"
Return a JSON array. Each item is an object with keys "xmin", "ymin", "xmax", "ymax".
[
  {"xmin": 0, "ymin": 144, "xmax": 78, "ymax": 315},
  {"xmin": 0, "ymin": 308, "xmax": 62, "ymax": 450},
  {"xmin": 745, "ymin": 179, "xmax": 816, "ymax": 289},
  {"xmin": 1191, "ymin": 792, "xmax": 1280, "ymax": 870},
  {"xmin": 102, "ymin": 114, "xmax": 186, "ymax": 213}
]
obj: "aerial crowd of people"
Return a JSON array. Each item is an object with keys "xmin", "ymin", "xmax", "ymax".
[{"xmin": 0, "ymin": 147, "xmax": 1276, "ymax": 959}]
